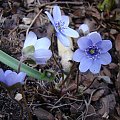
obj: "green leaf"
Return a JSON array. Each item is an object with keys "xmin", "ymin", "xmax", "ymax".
[
  {"xmin": 22, "ymin": 45, "xmax": 35, "ymax": 58},
  {"xmin": 97, "ymin": 0, "xmax": 115, "ymax": 12},
  {"xmin": 0, "ymin": 50, "xmax": 54, "ymax": 81}
]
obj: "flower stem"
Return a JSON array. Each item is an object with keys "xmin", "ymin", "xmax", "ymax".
[
  {"xmin": 51, "ymin": 34, "xmax": 64, "ymax": 80},
  {"xmin": 18, "ymin": 57, "xmax": 32, "ymax": 120},
  {"xmin": 17, "ymin": 56, "xmax": 24, "ymax": 73},
  {"xmin": 59, "ymin": 62, "xmax": 75, "ymax": 87}
]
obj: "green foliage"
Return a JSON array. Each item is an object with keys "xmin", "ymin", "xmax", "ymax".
[
  {"xmin": 0, "ymin": 50, "xmax": 54, "ymax": 81},
  {"xmin": 22, "ymin": 45, "xmax": 35, "ymax": 58},
  {"xmin": 97, "ymin": 0, "xmax": 115, "ymax": 12}
]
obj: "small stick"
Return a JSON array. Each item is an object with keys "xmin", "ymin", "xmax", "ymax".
[
  {"xmin": 83, "ymin": 77, "xmax": 97, "ymax": 92},
  {"xmin": 76, "ymin": 70, "xmax": 80, "ymax": 93},
  {"xmin": 26, "ymin": 9, "xmax": 42, "ymax": 35},
  {"xmin": 36, "ymin": 1, "xmax": 83, "ymax": 8}
]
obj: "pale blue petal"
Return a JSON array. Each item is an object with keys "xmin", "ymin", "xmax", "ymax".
[
  {"xmin": 0, "ymin": 69, "xmax": 5, "ymax": 83},
  {"xmin": 89, "ymin": 59, "xmax": 101, "ymax": 74},
  {"xmin": 53, "ymin": 6, "xmax": 61, "ymax": 22},
  {"xmin": 77, "ymin": 37, "xmax": 92, "ymax": 51},
  {"xmin": 99, "ymin": 52, "xmax": 111, "ymax": 65},
  {"xmin": 34, "ymin": 58, "xmax": 48, "ymax": 64},
  {"xmin": 79, "ymin": 56, "xmax": 93, "ymax": 72},
  {"xmin": 5, "ymin": 73, "xmax": 18, "ymax": 86},
  {"xmin": 57, "ymin": 32, "xmax": 70, "ymax": 47},
  {"xmin": 23, "ymin": 31, "xmax": 37, "ymax": 48},
  {"xmin": 88, "ymin": 32, "xmax": 102, "ymax": 44},
  {"xmin": 34, "ymin": 37, "xmax": 51, "ymax": 50},
  {"xmin": 98, "ymin": 40, "xmax": 112, "ymax": 53},
  {"xmin": 62, "ymin": 27, "xmax": 79, "ymax": 38},
  {"xmin": 33, "ymin": 49, "xmax": 52, "ymax": 64},
  {"xmin": 16, "ymin": 72, "xmax": 26, "ymax": 84},
  {"xmin": 45, "ymin": 11, "xmax": 55, "ymax": 27},
  {"xmin": 4, "ymin": 70, "xmax": 12, "ymax": 77},
  {"xmin": 73, "ymin": 49, "xmax": 85, "ymax": 62},
  {"xmin": 61, "ymin": 15, "xmax": 69, "ymax": 27}
]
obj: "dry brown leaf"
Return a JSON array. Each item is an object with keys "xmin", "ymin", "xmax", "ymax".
[
  {"xmin": 87, "ymin": 104, "xmax": 96, "ymax": 115},
  {"xmin": 72, "ymin": 8, "xmax": 86, "ymax": 18},
  {"xmin": 86, "ymin": 115, "xmax": 102, "ymax": 120},
  {"xmin": 27, "ymin": 0, "xmax": 34, "ymax": 4},
  {"xmin": 87, "ymin": 7, "xmax": 101, "ymax": 20},
  {"xmin": 116, "ymin": 105, "xmax": 120, "ymax": 116},
  {"xmin": 33, "ymin": 107, "xmax": 54, "ymax": 120},
  {"xmin": 81, "ymin": 73, "xmax": 94, "ymax": 87},
  {"xmin": 109, "ymin": 63, "xmax": 118, "ymax": 69},
  {"xmin": 115, "ymin": 34, "xmax": 120, "ymax": 51},
  {"xmin": 84, "ymin": 18, "xmax": 97, "ymax": 32},
  {"xmin": 62, "ymin": 83, "xmax": 77, "ymax": 94},
  {"xmin": 70, "ymin": 103, "xmax": 80, "ymax": 114},
  {"xmin": 55, "ymin": 111, "xmax": 62, "ymax": 120},
  {"xmin": 116, "ymin": 71, "xmax": 120, "ymax": 96},
  {"xmin": 98, "ymin": 76, "xmax": 112, "ymax": 84},
  {"xmin": 97, "ymin": 94, "xmax": 116, "ymax": 117},
  {"xmin": 101, "ymin": 67, "xmax": 111, "ymax": 77},
  {"xmin": 92, "ymin": 89, "xmax": 105, "ymax": 101}
]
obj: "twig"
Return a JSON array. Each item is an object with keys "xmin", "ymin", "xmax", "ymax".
[
  {"xmin": 64, "ymin": 96, "xmax": 83, "ymax": 102},
  {"xmin": 76, "ymin": 70, "xmax": 80, "ymax": 93},
  {"xmin": 36, "ymin": 1, "xmax": 83, "ymax": 8},
  {"xmin": 51, "ymin": 101, "xmax": 78, "ymax": 111},
  {"xmin": 54, "ymin": 94, "xmax": 66, "ymax": 106},
  {"xmin": 50, "ymin": 94, "xmax": 66, "ymax": 111},
  {"xmin": 83, "ymin": 89, "xmax": 97, "ymax": 120},
  {"xmin": 76, "ymin": 89, "xmax": 96, "ymax": 120},
  {"xmin": 8, "ymin": 26, "xmax": 18, "ymax": 36},
  {"xmin": 26, "ymin": 9, "xmax": 42, "ymax": 35},
  {"xmin": 83, "ymin": 77, "xmax": 97, "ymax": 92}
]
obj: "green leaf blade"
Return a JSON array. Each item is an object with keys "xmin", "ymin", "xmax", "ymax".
[{"xmin": 0, "ymin": 50, "xmax": 54, "ymax": 81}]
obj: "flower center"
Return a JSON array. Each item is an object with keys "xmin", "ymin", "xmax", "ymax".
[
  {"xmin": 85, "ymin": 45, "xmax": 101, "ymax": 60},
  {"xmin": 88, "ymin": 48, "xmax": 97, "ymax": 55},
  {"xmin": 55, "ymin": 20, "xmax": 65, "ymax": 31}
]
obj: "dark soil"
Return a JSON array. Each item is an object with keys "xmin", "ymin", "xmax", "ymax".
[{"xmin": 0, "ymin": 0, "xmax": 120, "ymax": 120}]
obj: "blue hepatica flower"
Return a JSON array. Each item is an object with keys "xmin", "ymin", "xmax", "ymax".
[
  {"xmin": 73, "ymin": 32, "xmax": 112, "ymax": 74},
  {"xmin": 0, "ymin": 69, "xmax": 26, "ymax": 86},
  {"xmin": 23, "ymin": 31, "xmax": 52, "ymax": 64},
  {"xmin": 45, "ymin": 6, "xmax": 79, "ymax": 47}
]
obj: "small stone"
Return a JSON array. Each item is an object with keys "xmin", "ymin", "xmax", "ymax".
[{"xmin": 15, "ymin": 93, "xmax": 23, "ymax": 101}]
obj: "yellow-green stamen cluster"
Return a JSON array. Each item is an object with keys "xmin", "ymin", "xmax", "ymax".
[{"xmin": 85, "ymin": 45, "xmax": 101, "ymax": 60}]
